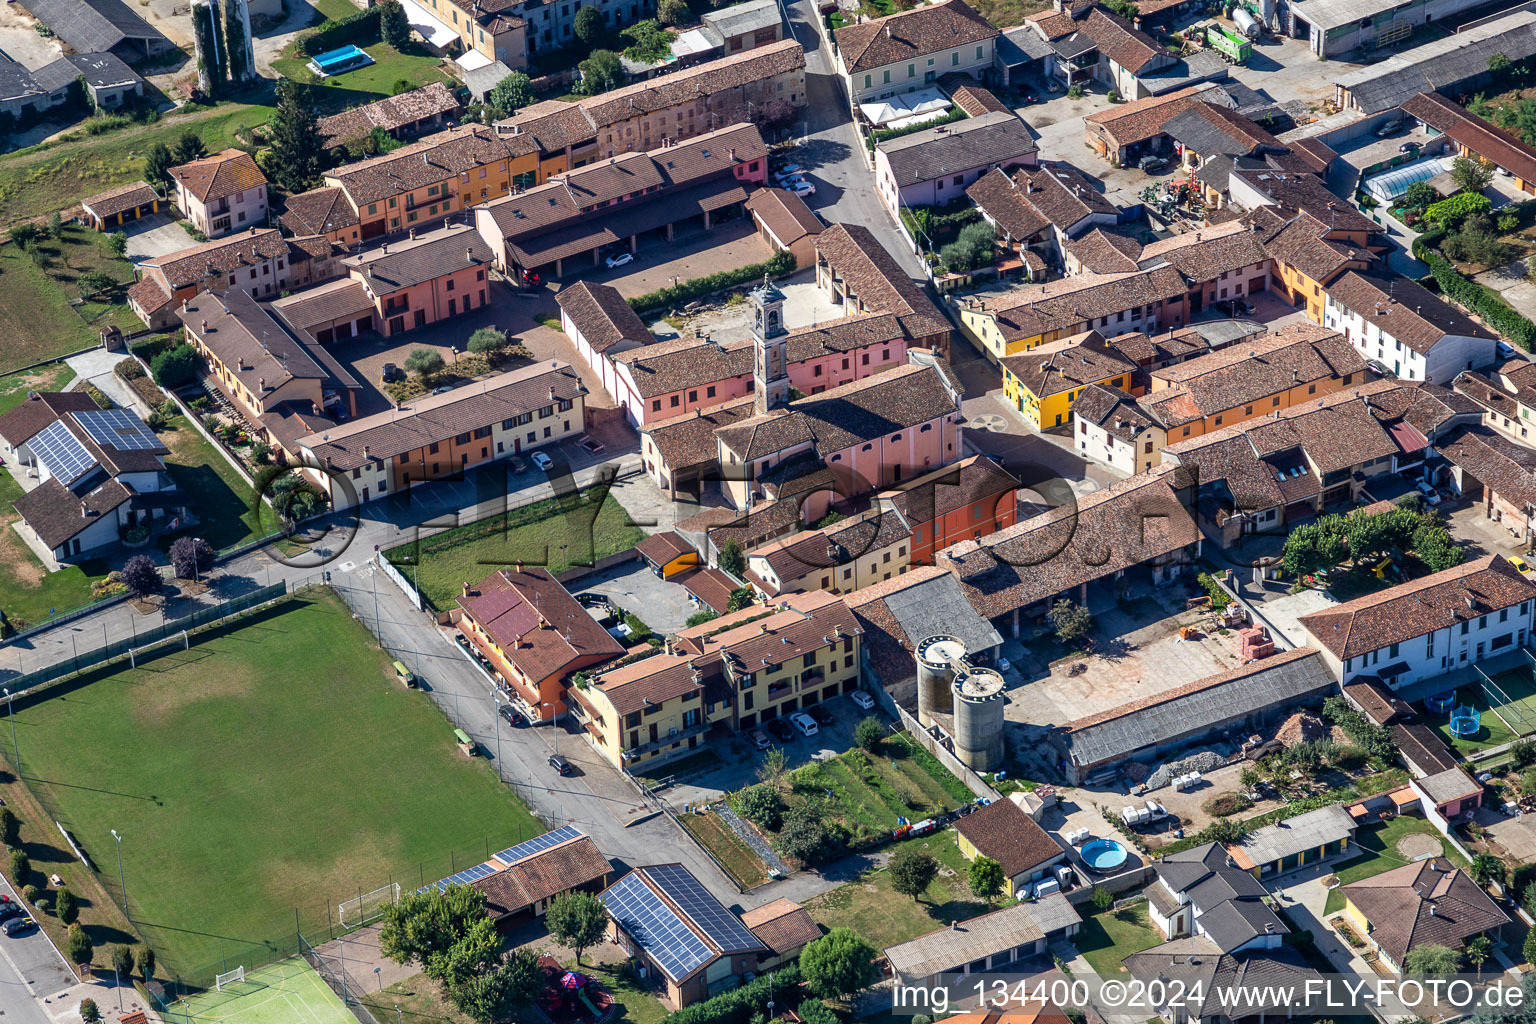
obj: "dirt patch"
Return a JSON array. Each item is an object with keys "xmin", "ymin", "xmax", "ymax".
[
  {"xmin": 1396, "ymin": 832, "xmax": 1443, "ymax": 860},
  {"xmin": 1276, "ymin": 712, "xmax": 1328, "ymax": 747},
  {"xmin": 0, "ymin": 523, "xmax": 44, "ymax": 586}
]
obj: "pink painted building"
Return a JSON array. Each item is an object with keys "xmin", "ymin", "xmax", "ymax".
[{"xmin": 343, "ymin": 221, "xmax": 496, "ymax": 336}]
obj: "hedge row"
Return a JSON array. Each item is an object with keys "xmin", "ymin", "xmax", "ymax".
[
  {"xmin": 1420, "ymin": 249, "xmax": 1535, "ymax": 349},
  {"xmin": 627, "ymin": 248, "xmax": 796, "ymax": 313},
  {"xmin": 1425, "ymin": 190, "xmax": 1491, "ymax": 226},
  {"xmin": 298, "ymin": 3, "xmax": 387, "ymax": 56},
  {"xmin": 662, "ymin": 965, "xmax": 803, "ymax": 1024}
]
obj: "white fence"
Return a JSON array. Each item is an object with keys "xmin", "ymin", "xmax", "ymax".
[{"xmin": 374, "ymin": 553, "xmax": 422, "ymax": 610}]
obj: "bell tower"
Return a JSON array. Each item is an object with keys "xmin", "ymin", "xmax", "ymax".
[{"xmin": 751, "ymin": 274, "xmax": 789, "ymax": 415}]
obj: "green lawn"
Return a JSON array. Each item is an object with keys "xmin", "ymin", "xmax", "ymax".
[
  {"xmin": 803, "ymin": 829, "xmax": 988, "ymax": 949},
  {"xmin": 272, "ymin": 42, "xmax": 448, "ymax": 112},
  {"xmin": 1419, "ymin": 690, "xmax": 1519, "ymax": 755},
  {"xmin": 0, "ymin": 361, "xmax": 76, "ymax": 413},
  {"xmin": 385, "ymin": 487, "xmax": 646, "ymax": 610},
  {"xmin": 1075, "ymin": 900, "xmax": 1165, "ymax": 974},
  {"xmin": 0, "ymin": 227, "xmax": 140, "ymax": 369},
  {"xmin": 10, "ymin": 591, "xmax": 544, "ymax": 978},
  {"xmin": 0, "ymin": 100, "xmax": 274, "ymax": 230},
  {"xmin": 157, "ymin": 415, "xmax": 265, "ymax": 551},
  {"xmin": 1322, "ymin": 816, "xmax": 1468, "ymax": 915},
  {"xmin": 681, "ymin": 810, "xmax": 770, "ymax": 890},
  {"xmin": 43, "ymin": 224, "xmax": 142, "ymax": 335}
]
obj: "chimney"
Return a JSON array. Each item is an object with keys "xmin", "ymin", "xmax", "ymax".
[
  {"xmin": 258, "ymin": 376, "xmax": 266, "ymax": 390},
  {"xmin": 80, "ymin": 499, "xmax": 88, "ymax": 517},
  {"xmin": 885, "ymin": 23, "xmax": 892, "ymax": 35},
  {"xmin": 462, "ymin": 581, "xmax": 473, "ymax": 597},
  {"xmin": 312, "ymin": 401, "xmax": 321, "ymax": 417},
  {"xmin": 200, "ymin": 319, "xmax": 209, "ymax": 331},
  {"xmin": 549, "ymin": 386, "xmax": 557, "ymax": 401},
  {"xmin": 515, "ymin": 560, "xmax": 524, "ymax": 573},
  {"xmin": 729, "ymin": 147, "xmax": 736, "ymax": 160},
  {"xmin": 1429, "ymin": 903, "xmax": 1437, "ymax": 917},
  {"xmin": 382, "ymin": 243, "xmax": 389, "ymax": 254},
  {"xmin": 409, "ymin": 228, "xmax": 417, "ymax": 240}
]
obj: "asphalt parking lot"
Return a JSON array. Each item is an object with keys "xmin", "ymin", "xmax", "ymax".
[
  {"xmin": 120, "ymin": 212, "xmax": 200, "ymax": 263},
  {"xmin": 574, "ymin": 562, "xmax": 695, "ymax": 636}
]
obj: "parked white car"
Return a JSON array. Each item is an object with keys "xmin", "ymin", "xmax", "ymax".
[
  {"xmin": 531, "ymin": 451, "xmax": 554, "ymax": 472},
  {"xmin": 605, "ymin": 251, "xmax": 635, "ymax": 268},
  {"xmin": 789, "ymin": 711, "xmax": 818, "ymax": 736},
  {"xmin": 1416, "ymin": 481, "xmax": 1442, "ymax": 506},
  {"xmin": 773, "ymin": 164, "xmax": 802, "ymax": 179},
  {"xmin": 788, "ymin": 181, "xmax": 816, "ymax": 197},
  {"xmin": 850, "ymin": 690, "xmax": 875, "ymax": 710},
  {"xmin": 750, "ymin": 729, "xmax": 771, "ymax": 750}
]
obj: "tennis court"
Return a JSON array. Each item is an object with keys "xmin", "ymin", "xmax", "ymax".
[
  {"xmin": 1478, "ymin": 655, "xmax": 1536, "ymax": 737},
  {"xmin": 168, "ymin": 959, "xmax": 353, "ymax": 1024}
]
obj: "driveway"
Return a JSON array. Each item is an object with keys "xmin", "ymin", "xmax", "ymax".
[
  {"xmin": 558, "ymin": 220, "xmax": 773, "ymax": 298},
  {"xmin": 574, "ymin": 562, "xmax": 696, "ymax": 636},
  {"xmin": 121, "ymin": 213, "xmax": 200, "ymax": 264},
  {"xmin": 1477, "ymin": 258, "xmax": 1536, "ymax": 322},
  {"xmin": 66, "ymin": 349, "xmax": 150, "ymax": 416}
]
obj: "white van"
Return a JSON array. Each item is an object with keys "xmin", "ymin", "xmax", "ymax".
[{"xmin": 789, "ymin": 711, "xmax": 818, "ymax": 736}]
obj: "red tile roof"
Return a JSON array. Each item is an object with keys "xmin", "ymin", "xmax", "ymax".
[{"xmin": 169, "ymin": 148, "xmax": 266, "ymax": 204}]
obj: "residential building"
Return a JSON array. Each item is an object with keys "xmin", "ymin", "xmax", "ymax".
[
  {"xmin": 1340, "ymin": 859, "xmax": 1508, "ymax": 973},
  {"xmin": 295, "ymin": 360, "xmax": 589, "ymax": 507},
  {"xmin": 1298, "ymin": 554, "xmax": 1536, "ymax": 688},
  {"xmin": 1412, "ymin": 764, "xmax": 1484, "ymax": 819},
  {"xmin": 1145, "ymin": 841, "xmax": 1287, "ymax": 952},
  {"xmin": 966, "ymin": 162, "xmax": 1119, "ymax": 267},
  {"xmin": 558, "ymin": 280, "xmax": 655, "ymax": 404},
  {"xmin": 81, "ymin": 180, "xmax": 159, "ymax": 232},
  {"xmin": 599, "ymin": 864, "xmax": 769, "ymax": 1009},
  {"xmin": 1000, "ymin": 330, "xmax": 1136, "ymax": 430},
  {"xmin": 739, "ymin": 899, "xmax": 819, "ymax": 971},
  {"xmin": 1124, "ymin": 942, "xmax": 1319, "ymax": 1024},
  {"xmin": 953, "ymin": 797, "xmax": 1065, "ymax": 897},
  {"xmin": 640, "ymin": 397, "xmax": 759, "ymax": 499},
  {"xmin": 474, "ymin": 123, "xmax": 768, "ymax": 279},
  {"xmin": 16, "ymin": 0, "xmax": 171, "ymax": 62},
  {"xmin": 1068, "ymin": 383, "xmax": 1162, "ymax": 474},
  {"xmin": 1333, "ymin": 9, "xmax": 1536, "ymax": 114},
  {"xmin": 128, "ymin": 228, "xmax": 335, "ymax": 330},
  {"xmin": 1227, "ymin": 804, "xmax": 1356, "ymax": 877},
  {"xmin": 1056, "ymin": 649, "xmax": 1337, "ymax": 784},
  {"xmin": 815, "ymin": 223, "xmax": 954, "ymax": 355},
  {"xmin": 745, "ymin": 507, "xmax": 913, "ymax": 597},
  {"xmin": 744, "ymin": 187, "xmax": 824, "ymax": 267},
  {"xmin": 1251, "ymin": 210, "xmax": 1381, "ymax": 324},
  {"xmin": 464, "ymin": 826, "xmax": 613, "ymax": 928},
  {"xmin": 0, "ymin": 394, "xmax": 186, "ymax": 565},
  {"xmin": 835, "ymin": 0, "xmax": 999, "ymax": 109},
  {"xmin": 314, "ymin": 82, "xmax": 462, "ymax": 153},
  {"xmin": 32, "ymin": 50, "xmax": 143, "ymax": 110},
  {"xmin": 397, "ymin": 0, "xmax": 530, "ymax": 71},
  {"xmin": 1083, "ymin": 84, "xmax": 1218, "ymax": 165},
  {"xmin": 1439, "ymin": 425, "xmax": 1536, "ymax": 544},
  {"xmin": 1324, "ymin": 270, "xmax": 1498, "ymax": 383},
  {"xmin": 455, "ymin": 567, "xmax": 625, "ymax": 720},
  {"xmin": 939, "ymin": 470, "xmax": 1201, "ymax": 636},
  {"xmin": 492, "ymin": 40, "xmax": 806, "ymax": 174},
  {"xmin": 170, "ymin": 149, "xmax": 268, "ymax": 238},
  {"xmin": 874, "ymin": 110, "xmax": 1038, "ymax": 214},
  {"xmin": 877, "ymin": 455, "xmax": 1019, "ymax": 563},
  {"xmin": 883, "ymin": 897, "xmax": 1081, "ymax": 989},
  {"xmin": 1025, "ymin": 4, "xmax": 1226, "ymax": 98},
  {"xmin": 570, "ymin": 591, "xmax": 861, "ymax": 767},
  {"xmin": 1454, "ymin": 360, "xmax": 1536, "ymax": 443},
  {"xmin": 342, "ymin": 220, "xmax": 494, "ymax": 335},
  {"xmin": 279, "ymin": 187, "xmax": 362, "ymax": 248},
  {"xmin": 1403, "ymin": 91, "xmax": 1536, "ymax": 196}
]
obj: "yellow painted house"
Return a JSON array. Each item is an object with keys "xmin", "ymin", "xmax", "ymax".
[
  {"xmin": 1000, "ymin": 331, "xmax": 1137, "ymax": 431},
  {"xmin": 953, "ymin": 796, "xmax": 1065, "ymax": 897}
]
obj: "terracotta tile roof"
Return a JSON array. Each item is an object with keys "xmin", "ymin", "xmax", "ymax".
[
  {"xmin": 556, "ymin": 281, "xmax": 652, "ymax": 354},
  {"xmin": 1257, "ymin": 210, "xmax": 1374, "ymax": 284},
  {"xmin": 14, "ymin": 476, "xmax": 132, "ymax": 547},
  {"xmin": 679, "ymin": 566, "xmax": 741, "ymax": 612},
  {"xmin": 939, "ymin": 469, "xmax": 1199, "ymax": 617},
  {"xmin": 616, "ymin": 335, "xmax": 753, "ymax": 399},
  {"xmin": 314, "ymin": 81, "xmax": 461, "ymax": 150},
  {"xmin": 741, "ymin": 898, "xmax": 820, "ymax": 956},
  {"xmin": 1067, "ymin": 228, "xmax": 1142, "ymax": 273},
  {"xmin": 675, "ymin": 589, "xmax": 860, "ymax": 674},
  {"xmin": 300, "ymin": 360, "xmax": 588, "ymax": 468},
  {"xmin": 834, "ymin": 0, "xmax": 998, "ymax": 73},
  {"xmin": 592, "ymin": 650, "xmax": 720, "ymax": 716},
  {"xmin": 82, "ymin": 179, "xmax": 158, "ymax": 219},
  {"xmin": 1146, "ymin": 323, "xmax": 1364, "ymax": 417},
  {"xmin": 953, "ymin": 797, "xmax": 1063, "ymax": 878},
  {"xmin": 749, "ymin": 508, "xmax": 911, "ymax": 589},
  {"xmin": 471, "ymin": 866, "xmax": 532, "ymax": 918},
  {"xmin": 1001, "ymin": 330, "xmax": 1136, "ymax": 399},
  {"xmin": 643, "ymin": 396, "xmax": 757, "ymax": 469},
  {"xmin": 1403, "ymin": 91, "xmax": 1536, "ymax": 186},
  {"xmin": 815, "ymin": 223, "xmax": 950, "ymax": 341},
  {"xmin": 1342, "ymin": 680, "xmax": 1412, "ymax": 725},
  {"xmin": 880, "ymin": 454, "xmax": 1017, "ymax": 525},
  {"xmin": 1081, "ymin": 8, "xmax": 1166, "ymax": 72},
  {"xmin": 967, "ymin": 166, "xmax": 1050, "ymax": 240},
  {"xmin": 1299, "ymin": 554, "xmax": 1536, "ymax": 660},
  {"xmin": 327, "ymin": 124, "xmax": 516, "ymax": 207},
  {"xmin": 744, "ymin": 187, "xmax": 824, "ymax": 245},
  {"xmin": 1328, "ymin": 270, "xmax": 1496, "ymax": 353},
  {"xmin": 951, "ymin": 83, "xmax": 1011, "ymax": 115},
  {"xmin": 0, "ymin": 391, "xmax": 100, "ymax": 448},
  {"xmin": 1432, "ymin": 426, "xmax": 1536, "ymax": 517},
  {"xmin": 279, "ymin": 186, "xmax": 360, "ymax": 237},
  {"xmin": 878, "ymin": 111, "xmax": 1037, "ymax": 188},
  {"xmin": 1141, "ymin": 223, "xmax": 1270, "ymax": 283},
  {"xmin": 1231, "ymin": 168, "xmax": 1378, "ymax": 234},
  {"xmin": 179, "ymin": 290, "xmax": 328, "ymax": 401},
  {"xmin": 1084, "ymin": 84, "xmax": 1216, "ymax": 148},
  {"xmin": 269, "ymin": 279, "xmax": 376, "ymax": 334},
  {"xmin": 459, "ymin": 567, "xmax": 625, "ymax": 682},
  {"xmin": 637, "ymin": 531, "xmax": 696, "ymax": 567},
  {"xmin": 169, "ymin": 148, "xmax": 266, "ymax": 204},
  {"xmin": 145, "ymin": 227, "xmax": 288, "ymax": 290},
  {"xmin": 1343, "ymin": 859, "xmax": 1508, "ymax": 966},
  {"xmin": 1104, "ymin": 325, "xmax": 1220, "ymax": 367},
  {"xmin": 504, "ymin": 834, "xmax": 612, "ymax": 905},
  {"xmin": 496, "ymin": 99, "xmax": 599, "ymax": 152},
  {"xmin": 127, "ymin": 275, "xmax": 171, "ymax": 315},
  {"xmin": 343, "ymin": 221, "xmax": 492, "ymax": 292},
  {"xmin": 1073, "ymin": 383, "xmax": 1158, "ymax": 441},
  {"xmin": 965, "ymin": 265, "xmax": 1188, "ymax": 343}
]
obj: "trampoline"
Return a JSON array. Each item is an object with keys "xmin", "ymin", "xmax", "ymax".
[
  {"xmin": 1450, "ymin": 705, "xmax": 1481, "ymax": 737},
  {"xmin": 1426, "ymin": 691, "xmax": 1456, "ymax": 714}
]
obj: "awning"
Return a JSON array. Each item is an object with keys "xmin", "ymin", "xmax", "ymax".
[
  {"xmin": 457, "ymin": 49, "xmax": 493, "ymax": 72},
  {"xmin": 1378, "ymin": 662, "xmax": 1411, "ymax": 679},
  {"xmin": 857, "ymin": 87, "xmax": 950, "ymax": 126},
  {"xmin": 398, "ymin": 0, "xmax": 459, "ymax": 50}
]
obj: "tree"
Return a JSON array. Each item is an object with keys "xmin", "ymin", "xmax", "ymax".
[
  {"xmin": 79, "ymin": 999, "xmax": 101, "ymax": 1024},
  {"xmin": 77, "ymin": 270, "xmax": 114, "ymax": 300},
  {"xmin": 574, "ymin": 5, "xmax": 605, "ymax": 45},
  {"xmin": 1104, "ymin": 0, "xmax": 1138, "ymax": 16},
  {"xmin": 1524, "ymin": 926, "xmax": 1536, "ymax": 969},
  {"xmin": 622, "ymin": 19, "xmax": 673, "ymax": 63},
  {"xmin": 888, "ymin": 847, "xmax": 938, "ymax": 902},
  {"xmin": 9, "ymin": 223, "xmax": 39, "ymax": 249},
  {"xmin": 1049, "ymin": 597, "xmax": 1092, "ymax": 648},
  {"xmin": 854, "ymin": 716, "xmax": 884, "ymax": 753},
  {"xmin": 1403, "ymin": 943, "xmax": 1462, "ymax": 977},
  {"xmin": 778, "ymin": 804, "xmax": 847, "ymax": 864},
  {"xmin": 45, "ymin": 211, "xmax": 62, "ymax": 239},
  {"xmin": 755, "ymin": 747, "xmax": 787, "ymax": 786},
  {"xmin": 488, "ymin": 70, "xmax": 532, "ymax": 115},
  {"xmin": 546, "ymin": 891, "xmax": 606, "ymax": 965},
  {"xmin": 381, "ymin": 884, "xmax": 495, "ymax": 979},
  {"xmin": 121, "ymin": 555, "xmax": 161, "ymax": 599},
  {"xmin": 66, "ymin": 923, "xmax": 93, "ymax": 966},
  {"xmin": 10, "ymin": 849, "xmax": 29, "ymax": 887},
  {"xmin": 1472, "ymin": 853, "xmax": 1508, "ymax": 889},
  {"xmin": 170, "ymin": 536, "xmax": 214, "ymax": 580},
  {"xmin": 1343, "ymin": 506, "xmax": 1416, "ymax": 563},
  {"xmin": 137, "ymin": 945, "xmax": 155, "ymax": 982},
  {"xmin": 799, "ymin": 1000, "xmax": 841, "ymax": 1024},
  {"xmin": 1090, "ymin": 885, "xmax": 1114, "ymax": 911},
  {"xmin": 800, "ymin": 927, "xmax": 879, "ymax": 1000},
  {"xmin": 738, "ymin": 784, "xmax": 783, "ymax": 830},
  {"xmin": 719, "ymin": 539, "xmax": 746, "ymax": 576},
  {"xmin": 56, "ymin": 886, "xmax": 77, "ymax": 925},
  {"xmin": 266, "ymin": 80, "xmax": 323, "ymax": 194},
  {"xmin": 1491, "ymin": 52, "xmax": 1512, "ymax": 74},
  {"xmin": 1413, "ymin": 525, "xmax": 1464, "ymax": 572},
  {"xmin": 172, "ymin": 130, "xmax": 206, "ymax": 164},
  {"xmin": 1281, "ymin": 514, "xmax": 1348, "ymax": 577},
  {"xmin": 750, "ymin": 97, "xmax": 797, "ymax": 134},
  {"xmin": 1515, "ymin": 737, "xmax": 1536, "ymax": 770},
  {"xmin": 106, "ymin": 231, "xmax": 127, "ymax": 257},
  {"xmin": 658, "ymin": 0, "xmax": 689, "ymax": 24},
  {"xmin": 727, "ymin": 586, "xmax": 754, "ymax": 611},
  {"xmin": 577, "ymin": 50, "xmax": 625, "ymax": 95},
  {"xmin": 1466, "ymin": 935, "xmax": 1493, "ymax": 980},
  {"xmin": 144, "ymin": 141, "xmax": 174, "ymax": 189},
  {"xmin": 150, "ymin": 343, "xmax": 199, "ymax": 388},
  {"xmin": 467, "ymin": 327, "xmax": 507, "ymax": 355},
  {"xmin": 1403, "ymin": 180, "xmax": 1439, "ymax": 211},
  {"xmin": 405, "ymin": 348, "xmax": 445, "ymax": 378},
  {"xmin": 111, "ymin": 945, "xmax": 135, "ymax": 979},
  {"xmin": 1452, "ymin": 156, "xmax": 1496, "ymax": 194},
  {"xmin": 969, "ymin": 855, "xmax": 1005, "ymax": 905},
  {"xmin": 0, "ymin": 808, "xmax": 20, "ymax": 847},
  {"xmin": 380, "ymin": 0, "xmax": 410, "ymax": 48},
  {"xmin": 449, "ymin": 949, "xmax": 542, "ymax": 1024}
]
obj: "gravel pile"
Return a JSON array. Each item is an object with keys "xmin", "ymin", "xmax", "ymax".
[{"xmin": 1145, "ymin": 750, "xmax": 1226, "ymax": 791}]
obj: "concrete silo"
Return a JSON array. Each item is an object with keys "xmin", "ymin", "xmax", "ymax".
[
  {"xmin": 915, "ymin": 635, "xmax": 966, "ymax": 727},
  {"xmin": 951, "ymin": 667, "xmax": 1006, "ymax": 771}
]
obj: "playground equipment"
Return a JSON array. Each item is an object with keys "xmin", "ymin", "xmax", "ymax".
[
  {"xmin": 1426, "ymin": 691, "xmax": 1456, "ymax": 714},
  {"xmin": 1450, "ymin": 705, "xmax": 1481, "ymax": 737}
]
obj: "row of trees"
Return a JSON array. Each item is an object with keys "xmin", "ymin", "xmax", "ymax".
[{"xmin": 1280, "ymin": 503, "xmax": 1463, "ymax": 578}]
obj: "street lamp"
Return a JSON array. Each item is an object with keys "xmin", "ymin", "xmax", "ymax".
[
  {"xmin": 110, "ymin": 829, "xmax": 126, "ymax": 916},
  {"xmin": 3, "ymin": 688, "xmax": 15, "ymax": 771},
  {"xmin": 375, "ymin": 966, "xmax": 383, "ymax": 992}
]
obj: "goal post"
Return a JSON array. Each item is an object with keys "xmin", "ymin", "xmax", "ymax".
[
  {"xmin": 338, "ymin": 882, "xmax": 400, "ymax": 929},
  {"xmin": 215, "ymin": 966, "xmax": 245, "ymax": 991}
]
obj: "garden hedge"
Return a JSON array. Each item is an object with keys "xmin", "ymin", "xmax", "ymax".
[
  {"xmin": 298, "ymin": 3, "xmax": 388, "ymax": 56},
  {"xmin": 662, "ymin": 965, "xmax": 803, "ymax": 1024},
  {"xmin": 627, "ymin": 249, "xmax": 796, "ymax": 313},
  {"xmin": 1421, "ymin": 249, "xmax": 1534, "ymax": 349},
  {"xmin": 1425, "ymin": 191, "xmax": 1491, "ymax": 226}
]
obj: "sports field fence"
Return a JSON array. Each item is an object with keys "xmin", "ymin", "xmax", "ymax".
[{"xmin": 1476, "ymin": 660, "xmax": 1536, "ymax": 736}]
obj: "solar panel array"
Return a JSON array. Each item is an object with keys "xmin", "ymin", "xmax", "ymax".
[
  {"xmin": 420, "ymin": 861, "xmax": 497, "ymax": 894},
  {"xmin": 30, "ymin": 420, "xmax": 97, "ymax": 485},
  {"xmin": 648, "ymin": 864, "xmax": 763, "ymax": 954},
  {"xmin": 75, "ymin": 408, "xmax": 160, "ymax": 451},
  {"xmin": 495, "ymin": 824, "xmax": 581, "ymax": 865},
  {"xmin": 599, "ymin": 872, "xmax": 713, "ymax": 982}
]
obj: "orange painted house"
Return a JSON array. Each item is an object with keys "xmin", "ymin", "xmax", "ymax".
[{"xmin": 879, "ymin": 455, "xmax": 1019, "ymax": 564}]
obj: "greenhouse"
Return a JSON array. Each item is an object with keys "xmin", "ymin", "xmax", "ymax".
[{"xmin": 1362, "ymin": 157, "xmax": 1453, "ymax": 204}]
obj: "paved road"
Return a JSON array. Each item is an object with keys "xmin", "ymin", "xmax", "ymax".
[{"xmin": 0, "ymin": 871, "xmax": 74, "ymax": 1024}]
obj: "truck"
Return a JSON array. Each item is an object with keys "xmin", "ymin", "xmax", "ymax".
[{"xmin": 1205, "ymin": 22, "xmax": 1251, "ymax": 62}]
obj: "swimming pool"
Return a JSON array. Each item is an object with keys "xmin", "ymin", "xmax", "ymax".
[
  {"xmin": 308, "ymin": 44, "xmax": 375, "ymax": 77},
  {"xmin": 1080, "ymin": 839, "xmax": 1128, "ymax": 872}
]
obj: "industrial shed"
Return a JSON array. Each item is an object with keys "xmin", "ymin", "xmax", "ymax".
[
  {"xmin": 1332, "ymin": 9, "xmax": 1536, "ymax": 114},
  {"xmin": 1054, "ymin": 648, "xmax": 1337, "ymax": 783},
  {"xmin": 17, "ymin": 0, "xmax": 171, "ymax": 60},
  {"xmin": 848, "ymin": 566, "xmax": 1002, "ymax": 705}
]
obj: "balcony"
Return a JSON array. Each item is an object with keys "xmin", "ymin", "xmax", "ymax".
[{"xmin": 621, "ymin": 720, "xmax": 710, "ymax": 761}]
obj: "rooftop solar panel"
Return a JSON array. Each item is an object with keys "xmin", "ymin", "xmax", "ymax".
[
  {"xmin": 419, "ymin": 860, "xmax": 498, "ymax": 893},
  {"xmin": 74, "ymin": 408, "xmax": 160, "ymax": 451},
  {"xmin": 600, "ymin": 872, "xmax": 713, "ymax": 982},
  {"xmin": 495, "ymin": 824, "xmax": 581, "ymax": 865},
  {"xmin": 648, "ymin": 864, "xmax": 763, "ymax": 954},
  {"xmin": 31, "ymin": 419, "xmax": 97, "ymax": 485}
]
